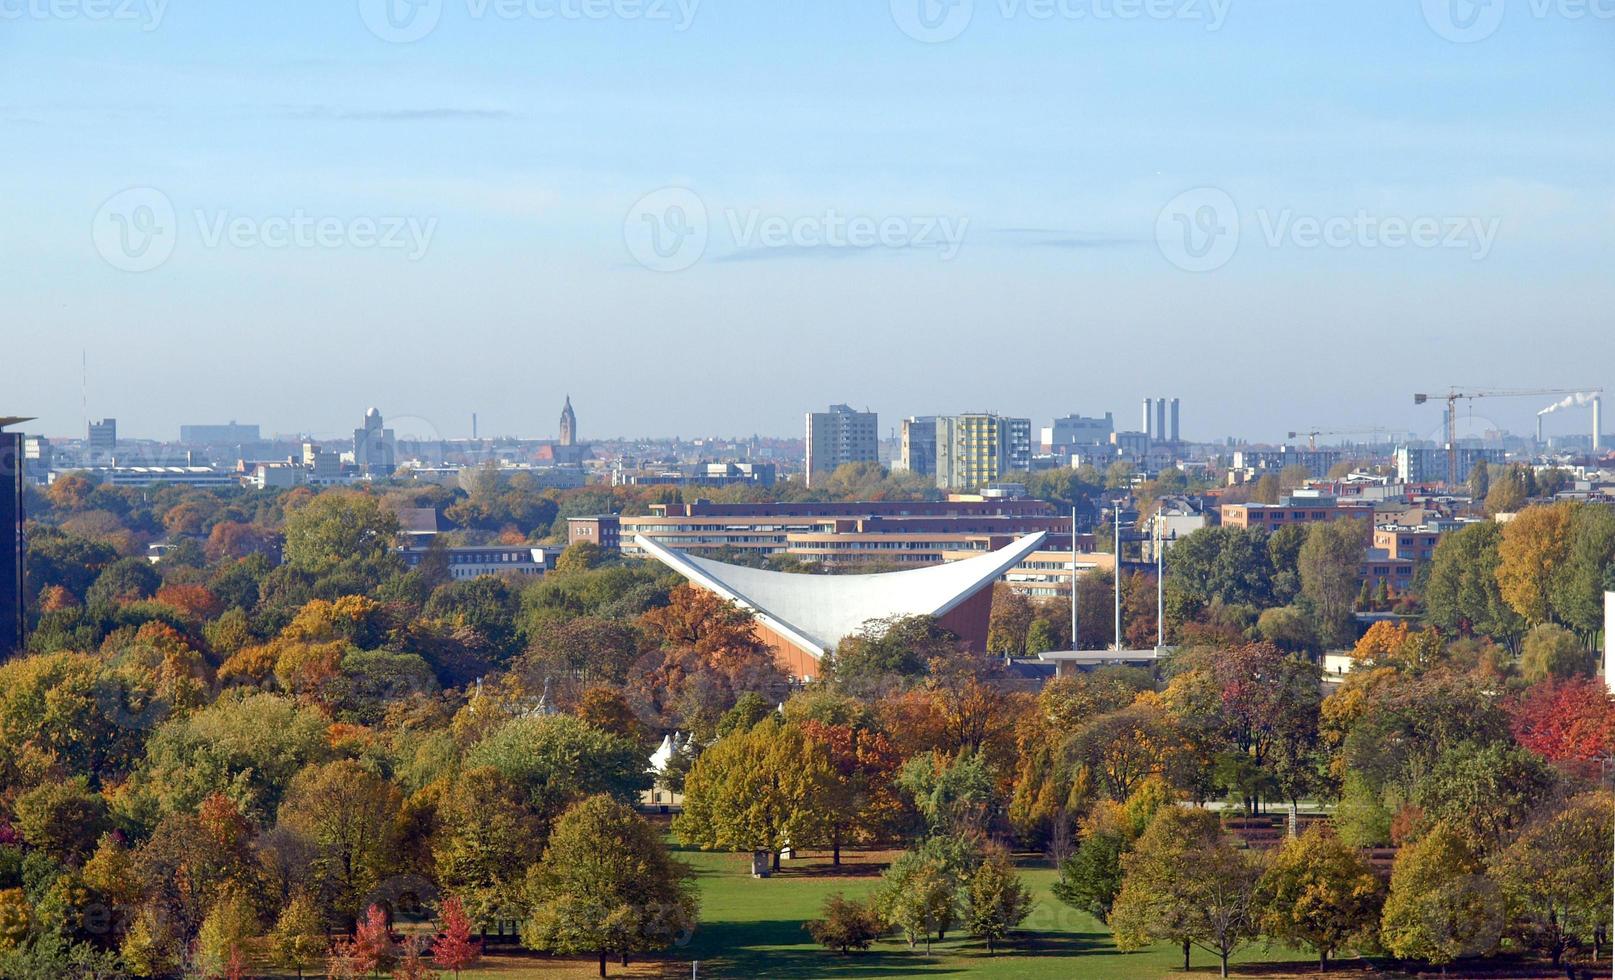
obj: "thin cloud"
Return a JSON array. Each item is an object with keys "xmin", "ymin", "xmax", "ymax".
[{"xmin": 270, "ymin": 106, "xmax": 518, "ymax": 122}]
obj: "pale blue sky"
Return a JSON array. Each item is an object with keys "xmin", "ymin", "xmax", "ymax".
[{"xmin": 4, "ymin": 0, "xmax": 1613, "ymax": 443}]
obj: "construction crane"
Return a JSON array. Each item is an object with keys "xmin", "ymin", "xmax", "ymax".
[
  {"xmin": 1287, "ymin": 427, "xmax": 1389, "ymax": 451},
  {"xmin": 1413, "ymin": 386, "xmax": 1603, "ymax": 485}
]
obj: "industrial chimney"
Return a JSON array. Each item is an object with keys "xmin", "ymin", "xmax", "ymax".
[{"xmin": 1595, "ymin": 396, "xmax": 1603, "ymax": 453}]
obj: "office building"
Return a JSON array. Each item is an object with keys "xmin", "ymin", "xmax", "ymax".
[
  {"xmin": 1221, "ymin": 496, "xmax": 1376, "ymax": 532},
  {"xmin": 0, "ymin": 418, "xmax": 29, "ymax": 659},
  {"xmin": 88, "ymin": 418, "xmax": 117, "ymax": 461},
  {"xmin": 1394, "ymin": 445, "xmax": 1505, "ymax": 485},
  {"xmin": 559, "ymin": 396, "xmax": 577, "ymax": 447},
  {"xmin": 353, "ymin": 408, "xmax": 396, "ymax": 477},
  {"xmin": 899, "ymin": 416, "xmax": 939, "ymax": 475},
  {"xmin": 933, "ymin": 413, "xmax": 1032, "ymax": 491},
  {"xmin": 1042, "ymin": 413, "xmax": 1114, "ymax": 453},
  {"xmin": 805, "ymin": 404, "xmax": 878, "ymax": 487}
]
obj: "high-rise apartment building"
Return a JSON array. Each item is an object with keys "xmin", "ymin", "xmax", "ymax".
[
  {"xmin": 933, "ymin": 413, "xmax": 1032, "ymax": 491},
  {"xmin": 899, "ymin": 416, "xmax": 939, "ymax": 476},
  {"xmin": 805, "ymin": 404, "xmax": 878, "ymax": 487},
  {"xmin": 1042, "ymin": 413, "xmax": 1114, "ymax": 453}
]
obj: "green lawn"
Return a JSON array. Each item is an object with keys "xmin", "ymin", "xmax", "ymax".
[{"xmin": 665, "ymin": 845, "xmax": 1330, "ymax": 979}]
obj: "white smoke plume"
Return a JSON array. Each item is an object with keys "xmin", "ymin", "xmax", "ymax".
[{"xmin": 1538, "ymin": 392, "xmax": 1600, "ymax": 416}]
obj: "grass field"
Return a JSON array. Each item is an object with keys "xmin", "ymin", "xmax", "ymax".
[{"xmin": 430, "ymin": 844, "xmax": 1378, "ymax": 979}]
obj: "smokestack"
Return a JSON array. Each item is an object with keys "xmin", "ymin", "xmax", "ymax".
[
  {"xmin": 1155, "ymin": 399, "xmax": 1167, "ymax": 444},
  {"xmin": 1142, "ymin": 399, "xmax": 1153, "ymax": 439},
  {"xmin": 1536, "ymin": 414, "xmax": 1543, "ymax": 445},
  {"xmin": 1595, "ymin": 396, "xmax": 1602, "ymax": 453},
  {"xmin": 1170, "ymin": 398, "xmax": 1181, "ymax": 443}
]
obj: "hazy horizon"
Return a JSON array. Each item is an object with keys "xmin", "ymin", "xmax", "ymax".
[{"xmin": 7, "ymin": 1, "xmax": 1613, "ymax": 443}]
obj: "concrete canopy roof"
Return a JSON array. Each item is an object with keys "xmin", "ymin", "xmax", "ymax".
[{"xmin": 634, "ymin": 531, "xmax": 1047, "ymax": 661}]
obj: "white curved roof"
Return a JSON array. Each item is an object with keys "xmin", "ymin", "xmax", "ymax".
[{"xmin": 635, "ymin": 532, "xmax": 1047, "ymax": 660}]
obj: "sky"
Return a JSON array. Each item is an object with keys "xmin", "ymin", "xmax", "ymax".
[{"xmin": 4, "ymin": 0, "xmax": 1614, "ymax": 444}]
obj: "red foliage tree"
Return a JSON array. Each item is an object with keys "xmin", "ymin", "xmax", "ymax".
[
  {"xmin": 155, "ymin": 583, "xmax": 224, "ymax": 621},
  {"xmin": 351, "ymin": 904, "xmax": 396, "ymax": 976},
  {"xmin": 1510, "ymin": 677, "xmax": 1615, "ymax": 769},
  {"xmin": 430, "ymin": 896, "xmax": 482, "ymax": 978}
]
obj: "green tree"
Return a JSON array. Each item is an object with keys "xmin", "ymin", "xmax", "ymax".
[
  {"xmin": 673, "ymin": 721, "xmax": 837, "ymax": 872},
  {"xmin": 429, "ymin": 766, "xmax": 543, "ymax": 926},
  {"xmin": 194, "ymin": 887, "xmax": 258, "ymax": 979},
  {"xmin": 1487, "ymin": 790, "xmax": 1613, "ymax": 966},
  {"xmin": 1413, "ymin": 741, "xmax": 1559, "ymax": 854},
  {"xmin": 1424, "ymin": 521, "xmax": 1522, "ymax": 648},
  {"xmin": 1380, "ymin": 823, "xmax": 1501, "ymax": 966},
  {"xmin": 521, "ymin": 794, "xmax": 697, "ymax": 978},
  {"xmin": 963, "ymin": 848, "xmax": 1034, "ymax": 954},
  {"xmin": 1518, "ymin": 622, "xmax": 1591, "ymax": 682},
  {"xmin": 281, "ymin": 491, "xmax": 402, "ymax": 580},
  {"xmin": 1299, "ymin": 519, "xmax": 1366, "ymax": 648},
  {"xmin": 1257, "ymin": 824, "xmax": 1383, "ymax": 971},
  {"xmin": 466, "ymin": 714, "xmax": 649, "ymax": 827},
  {"xmin": 1053, "ymin": 829, "xmax": 1127, "ymax": 923},
  {"xmin": 276, "ymin": 760, "xmax": 403, "ymax": 927}
]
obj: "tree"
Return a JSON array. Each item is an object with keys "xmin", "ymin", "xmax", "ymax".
[
  {"xmin": 674, "ymin": 721, "xmax": 837, "ymax": 872},
  {"xmin": 875, "ymin": 849, "xmax": 958, "ymax": 953},
  {"xmin": 628, "ymin": 585, "xmax": 788, "ymax": 734},
  {"xmin": 1412, "ymin": 741, "xmax": 1559, "ymax": 853},
  {"xmin": 1496, "ymin": 502, "xmax": 1574, "ymax": 626},
  {"xmin": 430, "ymin": 896, "xmax": 483, "ymax": 979},
  {"xmin": 276, "ymin": 761, "xmax": 404, "ymax": 927},
  {"xmin": 798, "ymin": 719, "xmax": 905, "ymax": 864},
  {"xmin": 1166, "ymin": 526, "xmax": 1274, "ymax": 611},
  {"xmin": 1487, "ymin": 791, "xmax": 1613, "ymax": 966},
  {"xmin": 1298, "ymin": 519, "xmax": 1365, "ymax": 648},
  {"xmin": 1508, "ymin": 677, "xmax": 1615, "ymax": 765},
  {"xmin": 1257, "ymin": 824, "xmax": 1382, "ymax": 971},
  {"xmin": 194, "ymin": 888, "xmax": 259, "ymax": 980},
  {"xmin": 1053, "ymin": 828, "xmax": 1127, "ymax": 923},
  {"xmin": 825, "ymin": 615, "xmax": 955, "ymax": 690},
  {"xmin": 86, "ymin": 556, "xmax": 160, "ymax": 606},
  {"xmin": 804, "ymin": 893, "xmax": 882, "ymax": 954},
  {"xmin": 963, "ymin": 848, "xmax": 1034, "ymax": 954},
  {"xmin": 1518, "ymin": 622, "xmax": 1590, "ymax": 682},
  {"xmin": 1110, "ymin": 807, "xmax": 1262, "ymax": 977},
  {"xmin": 466, "ymin": 714, "xmax": 649, "ymax": 828},
  {"xmin": 1424, "ymin": 522, "xmax": 1525, "ymax": 646},
  {"xmin": 281, "ymin": 491, "xmax": 402, "ymax": 580},
  {"xmin": 429, "ymin": 766, "xmax": 543, "ymax": 927},
  {"xmin": 268, "ymin": 892, "xmax": 329, "ymax": 979},
  {"xmin": 521, "ymin": 795, "xmax": 698, "ymax": 978},
  {"xmin": 351, "ymin": 904, "xmax": 398, "ymax": 976},
  {"xmin": 12, "ymin": 779, "xmax": 110, "ymax": 864},
  {"xmin": 1380, "ymin": 823, "xmax": 1501, "ymax": 966},
  {"xmin": 986, "ymin": 585, "xmax": 1035, "ymax": 656},
  {"xmin": 897, "ymin": 748, "xmax": 996, "ymax": 836},
  {"xmin": 1066, "ymin": 703, "xmax": 1186, "ymax": 803},
  {"xmin": 554, "ymin": 541, "xmax": 604, "ymax": 575}
]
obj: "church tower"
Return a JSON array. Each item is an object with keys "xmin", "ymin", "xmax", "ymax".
[{"xmin": 559, "ymin": 396, "xmax": 577, "ymax": 447}]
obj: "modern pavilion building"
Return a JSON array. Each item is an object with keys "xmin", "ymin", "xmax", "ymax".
[{"xmin": 635, "ymin": 531, "xmax": 1047, "ymax": 679}]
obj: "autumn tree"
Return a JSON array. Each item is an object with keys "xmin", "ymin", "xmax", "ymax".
[
  {"xmin": 428, "ymin": 766, "xmax": 543, "ymax": 926},
  {"xmin": 521, "ymin": 794, "xmax": 697, "ymax": 978},
  {"xmin": 804, "ymin": 894, "xmax": 882, "ymax": 955},
  {"xmin": 797, "ymin": 719, "xmax": 904, "ymax": 863},
  {"xmin": 350, "ymin": 904, "xmax": 397, "ymax": 976},
  {"xmin": 1257, "ymin": 824, "xmax": 1382, "ymax": 971},
  {"xmin": 1110, "ymin": 807, "xmax": 1263, "ymax": 977},
  {"xmin": 628, "ymin": 584, "xmax": 787, "ymax": 734},
  {"xmin": 1508, "ymin": 677, "xmax": 1615, "ymax": 766},
  {"xmin": 276, "ymin": 761, "xmax": 404, "ymax": 927},
  {"xmin": 430, "ymin": 896, "xmax": 482, "ymax": 979},
  {"xmin": 1380, "ymin": 823, "xmax": 1502, "ymax": 966},
  {"xmin": 674, "ymin": 720, "xmax": 837, "ymax": 872},
  {"xmin": 1496, "ymin": 502, "xmax": 1574, "ymax": 626},
  {"xmin": 268, "ymin": 892, "xmax": 329, "ymax": 979},
  {"xmin": 1518, "ymin": 623, "xmax": 1590, "ymax": 682},
  {"xmin": 1423, "ymin": 522, "xmax": 1522, "ymax": 647},
  {"xmin": 875, "ymin": 848, "xmax": 959, "ymax": 953}
]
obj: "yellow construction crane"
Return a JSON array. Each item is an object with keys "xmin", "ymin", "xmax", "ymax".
[
  {"xmin": 1413, "ymin": 386, "xmax": 1603, "ymax": 485},
  {"xmin": 1286, "ymin": 427, "xmax": 1388, "ymax": 451}
]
